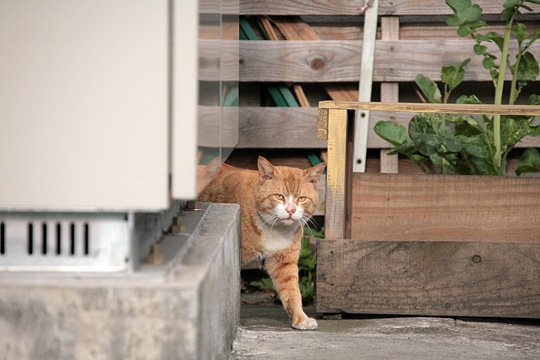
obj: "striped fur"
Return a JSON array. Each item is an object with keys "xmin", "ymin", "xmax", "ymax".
[{"xmin": 200, "ymin": 156, "xmax": 325, "ymax": 330}]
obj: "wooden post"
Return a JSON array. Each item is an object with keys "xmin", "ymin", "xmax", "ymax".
[
  {"xmin": 324, "ymin": 109, "xmax": 348, "ymax": 240},
  {"xmin": 380, "ymin": 16, "xmax": 400, "ymax": 174}
]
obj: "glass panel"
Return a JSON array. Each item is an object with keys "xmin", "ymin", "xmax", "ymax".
[
  {"xmin": 221, "ymin": 0, "xmax": 239, "ymax": 163},
  {"xmin": 197, "ymin": 1, "xmax": 222, "ymax": 194}
]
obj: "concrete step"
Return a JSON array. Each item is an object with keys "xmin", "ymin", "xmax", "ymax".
[{"xmin": 0, "ymin": 203, "xmax": 240, "ymax": 360}]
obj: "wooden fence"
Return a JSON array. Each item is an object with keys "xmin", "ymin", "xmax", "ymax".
[{"xmin": 233, "ymin": 0, "xmax": 540, "ymax": 161}]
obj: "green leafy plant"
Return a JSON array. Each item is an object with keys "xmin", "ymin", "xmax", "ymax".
[
  {"xmin": 375, "ymin": 0, "xmax": 540, "ymax": 176},
  {"xmin": 249, "ymin": 226, "xmax": 323, "ymax": 304}
]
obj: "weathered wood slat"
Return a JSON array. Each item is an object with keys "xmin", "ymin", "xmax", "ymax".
[
  {"xmin": 350, "ymin": 173, "xmax": 540, "ymax": 243},
  {"xmin": 317, "ymin": 238, "xmax": 540, "ymax": 317},
  {"xmin": 238, "ymin": 107, "xmax": 540, "ymax": 148},
  {"xmin": 325, "ymin": 109, "xmax": 348, "ymax": 240},
  {"xmin": 273, "ymin": 17, "xmax": 359, "ymax": 102},
  {"xmin": 259, "ymin": 16, "xmax": 312, "ymax": 107},
  {"xmin": 239, "ymin": 40, "xmax": 540, "ymax": 82},
  {"xmin": 239, "ymin": 0, "xmax": 537, "ymax": 16},
  {"xmin": 319, "ymin": 101, "xmax": 540, "ymax": 116},
  {"xmin": 379, "ymin": 16, "xmax": 400, "ymax": 174},
  {"xmin": 238, "ymin": 107, "xmax": 326, "ymax": 148},
  {"xmin": 200, "ymin": 40, "xmax": 238, "ymax": 81},
  {"xmin": 310, "ymin": 24, "xmax": 525, "ymax": 41}
]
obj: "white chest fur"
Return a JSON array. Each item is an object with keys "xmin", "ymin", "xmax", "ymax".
[{"xmin": 260, "ymin": 224, "xmax": 299, "ymax": 255}]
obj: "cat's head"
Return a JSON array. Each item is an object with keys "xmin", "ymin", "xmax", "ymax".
[{"xmin": 256, "ymin": 156, "xmax": 326, "ymax": 228}]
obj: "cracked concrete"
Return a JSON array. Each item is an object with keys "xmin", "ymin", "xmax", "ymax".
[{"xmin": 230, "ymin": 305, "xmax": 540, "ymax": 360}]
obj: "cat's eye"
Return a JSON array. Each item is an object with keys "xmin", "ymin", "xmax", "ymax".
[
  {"xmin": 297, "ymin": 196, "xmax": 307, "ymax": 202},
  {"xmin": 274, "ymin": 194, "xmax": 285, "ymax": 201}
]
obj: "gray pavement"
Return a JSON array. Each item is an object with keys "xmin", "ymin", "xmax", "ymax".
[{"xmin": 230, "ymin": 304, "xmax": 540, "ymax": 360}]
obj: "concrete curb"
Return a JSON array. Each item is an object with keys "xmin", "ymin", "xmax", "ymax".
[{"xmin": 0, "ymin": 204, "xmax": 241, "ymax": 360}]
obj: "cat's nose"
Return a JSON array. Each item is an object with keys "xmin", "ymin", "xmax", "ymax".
[{"xmin": 286, "ymin": 208, "xmax": 296, "ymax": 215}]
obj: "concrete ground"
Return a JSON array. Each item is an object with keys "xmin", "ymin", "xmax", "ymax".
[{"xmin": 230, "ymin": 304, "xmax": 540, "ymax": 360}]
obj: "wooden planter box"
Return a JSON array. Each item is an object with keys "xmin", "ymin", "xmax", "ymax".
[{"xmin": 316, "ymin": 101, "xmax": 540, "ymax": 318}]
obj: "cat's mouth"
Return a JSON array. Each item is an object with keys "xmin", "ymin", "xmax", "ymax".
[{"xmin": 281, "ymin": 218, "xmax": 295, "ymax": 226}]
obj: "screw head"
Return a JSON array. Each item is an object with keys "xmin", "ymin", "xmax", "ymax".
[{"xmin": 472, "ymin": 255, "xmax": 482, "ymax": 263}]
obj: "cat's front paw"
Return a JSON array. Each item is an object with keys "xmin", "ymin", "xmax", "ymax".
[{"xmin": 292, "ymin": 317, "xmax": 318, "ymax": 330}]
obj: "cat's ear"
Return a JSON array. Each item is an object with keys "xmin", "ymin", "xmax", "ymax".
[
  {"xmin": 304, "ymin": 162, "xmax": 326, "ymax": 186},
  {"xmin": 257, "ymin": 156, "xmax": 275, "ymax": 184}
]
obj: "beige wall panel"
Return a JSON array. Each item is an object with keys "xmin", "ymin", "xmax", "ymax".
[{"xmin": 0, "ymin": 0, "xmax": 169, "ymax": 210}]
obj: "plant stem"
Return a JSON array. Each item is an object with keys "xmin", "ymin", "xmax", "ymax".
[
  {"xmin": 493, "ymin": 15, "xmax": 515, "ymax": 174},
  {"xmin": 509, "ymin": 50, "xmax": 522, "ymax": 105}
]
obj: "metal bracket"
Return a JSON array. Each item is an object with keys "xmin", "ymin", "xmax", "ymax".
[{"xmin": 353, "ymin": 0, "xmax": 379, "ymax": 173}]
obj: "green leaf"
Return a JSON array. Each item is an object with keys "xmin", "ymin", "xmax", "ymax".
[
  {"xmin": 529, "ymin": 94, "xmax": 540, "ymax": 105},
  {"xmin": 516, "ymin": 51, "xmax": 539, "ymax": 81},
  {"xmin": 482, "ymin": 54, "xmax": 496, "ymax": 69},
  {"xmin": 457, "ymin": 23, "xmax": 486, "ymax": 36},
  {"xmin": 477, "ymin": 32, "xmax": 505, "ymax": 51},
  {"xmin": 456, "ymin": 94, "xmax": 482, "ymax": 104},
  {"xmin": 454, "ymin": 119, "xmax": 482, "ymax": 136},
  {"xmin": 415, "ymin": 75, "xmax": 442, "ymax": 103},
  {"xmin": 513, "ymin": 22, "xmax": 528, "ymax": 42},
  {"xmin": 409, "ymin": 154, "xmax": 431, "ymax": 173},
  {"xmin": 500, "ymin": 115, "xmax": 534, "ymax": 150},
  {"xmin": 446, "ymin": 0, "xmax": 483, "ymax": 26},
  {"xmin": 409, "ymin": 113, "xmax": 461, "ymax": 156},
  {"xmin": 489, "ymin": 68, "xmax": 500, "ymax": 82},
  {"xmin": 374, "ymin": 121, "xmax": 408, "ymax": 146},
  {"xmin": 429, "ymin": 153, "xmax": 445, "ymax": 172},
  {"xmin": 516, "ymin": 148, "xmax": 540, "ymax": 176},
  {"xmin": 504, "ymin": 0, "xmax": 522, "ymax": 9},
  {"xmin": 455, "ymin": 135, "xmax": 491, "ymax": 159},
  {"xmin": 441, "ymin": 58, "xmax": 471, "ymax": 91},
  {"xmin": 409, "ymin": 114, "xmax": 443, "ymax": 156},
  {"xmin": 474, "ymin": 43, "xmax": 488, "ymax": 55},
  {"xmin": 469, "ymin": 156, "xmax": 497, "ymax": 175},
  {"xmin": 387, "ymin": 141, "xmax": 417, "ymax": 156}
]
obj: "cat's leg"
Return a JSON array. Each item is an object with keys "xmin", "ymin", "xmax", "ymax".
[{"xmin": 265, "ymin": 251, "xmax": 318, "ymax": 330}]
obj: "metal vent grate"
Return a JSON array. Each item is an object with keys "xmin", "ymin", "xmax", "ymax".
[
  {"xmin": 0, "ymin": 222, "xmax": 5, "ymax": 255},
  {"xmin": 24, "ymin": 221, "xmax": 91, "ymax": 257},
  {"xmin": 0, "ymin": 213, "xmax": 131, "ymax": 272}
]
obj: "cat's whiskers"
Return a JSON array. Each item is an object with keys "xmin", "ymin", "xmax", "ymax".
[
  {"xmin": 270, "ymin": 216, "xmax": 280, "ymax": 231},
  {"xmin": 300, "ymin": 215, "xmax": 315, "ymax": 232},
  {"xmin": 305, "ymin": 216, "xmax": 318, "ymax": 230}
]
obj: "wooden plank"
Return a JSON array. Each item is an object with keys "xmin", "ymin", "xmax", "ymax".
[
  {"xmin": 319, "ymin": 101, "xmax": 540, "ymax": 116},
  {"xmin": 258, "ymin": 17, "xmax": 279, "ymax": 40},
  {"xmin": 273, "ymin": 16, "xmax": 320, "ymax": 40},
  {"xmin": 237, "ymin": 107, "xmax": 540, "ymax": 148},
  {"xmin": 263, "ymin": 17, "xmax": 311, "ymax": 108},
  {"xmin": 238, "ymin": 107, "xmax": 325, "ymax": 148},
  {"xmin": 317, "ymin": 238, "xmax": 540, "ymax": 317},
  {"xmin": 239, "ymin": 40, "xmax": 540, "ymax": 82},
  {"xmin": 239, "ymin": 0, "xmax": 538, "ymax": 16},
  {"xmin": 310, "ymin": 23, "xmax": 539, "ymax": 41},
  {"xmin": 350, "ymin": 173, "xmax": 540, "ymax": 242},
  {"xmin": 273, "ymin": 17, "xmax": 358, "ymax": 102},
  {"xmin": 325, "ymin": 84, "xmax": 358, "ymax": 101},
  {"xmin": 293, "ymin": 85, "xmax": 310, "ymax": 107},
  {"xmin": 325, "ymin": 109, "xmax": 348, "ymax": 240},
  {"xmin": 379, "ymin": 16, "xmax": 400, "ymax": 174}
]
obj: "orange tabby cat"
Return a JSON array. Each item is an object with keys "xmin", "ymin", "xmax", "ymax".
[{"xmin": 199, "ymin": 156, "xmax": 326, "ymax": 330}]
